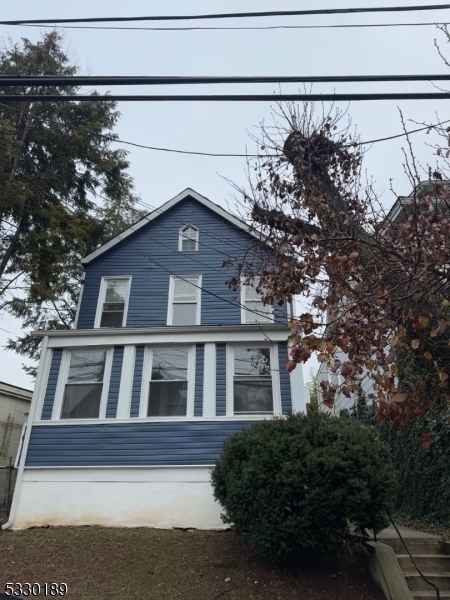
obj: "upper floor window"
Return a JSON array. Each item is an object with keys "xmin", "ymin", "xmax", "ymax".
[
  {"xmin": 179, "ymin": 224, "xmax": 199, "ymax": 252},
  {"xmin": 167, "ymin": 276, "xmax": 201, "ymax": 326},
  {"xmin": 53, "ymin": 348, "xmax": 113, "ymax": 420},
  {"xmin": 95, "ymin": 277, "xmax": 131, "ymax": 328},
  {"xmin": 241, "ymin": 277, "xmax": 273, "ymax": 324}
]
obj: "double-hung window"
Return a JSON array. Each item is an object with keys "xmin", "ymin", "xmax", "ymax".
[
  {"xmin": 179, "ymin": 224, "xmax": 199, "ymax": 252},
  {"xmin": 226, "ymin": 345, "xmax": 281, "ymax": 417},
  {"xmin": 168, "ymin": 276, "xmax": 201, "ymax": 325},
  {"xmin": 95, "ymin": 277, "xmax": 131, "ymax": 328},
  {"xmin": 56, "ymin": 349, "xmax": 112, "ymax": 420},
  {"xmin": 241, "ymin": 278, "xmax": 273, "ymax": 324},
  {"xmin": 140, "ymin": 347, "xmax": 195, "ymax": 417}
]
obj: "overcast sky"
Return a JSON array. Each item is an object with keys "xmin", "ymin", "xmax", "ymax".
[{"xmin": 0, "ymin": 0, "xmax": 449, "ymax": 389}]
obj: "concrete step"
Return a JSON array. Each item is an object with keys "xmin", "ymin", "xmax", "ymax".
[
  {"xmin": 404, "ymin": 572, "xmax": 450, "ymax": 592},
  {"xmin": 397, "ymin": 554, "xmax": 450, "ymax": 571},
  {"xmin": 382, "ymin": 539, "xmax": 444, "ymax": 555},
  {"xmin": 412, "ymin": 593, "xmax": 450, "ymax": 599}
]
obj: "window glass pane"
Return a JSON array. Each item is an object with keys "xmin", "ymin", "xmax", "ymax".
[
  {"xmin": 67, "ymin": 351, "xmax": 106, "ymax": 383},
  {"xmin": 100, "ymin": 306, "xmax": 124, "ymax": 328},
  {"xmin": 245, "ymin": 300, "xmax": 273, "ymax": 323},
  {"xmin": 172, "ymin": 303, "xmax": 197, "ymax": 326},
  {"xmin": 234, "ymin": 380, "xmax": 273, "ymax": 414},
  {"xmin": 173, "ymin": 278, "xmax": 198, "ymax": 302},
  {"xmin": 152, "ymin": 348, "xmax": 188, "ymax": 381},
  {"xmin": 105, "ymin": 280, "xmax": 128, "ymax": 303},
  {"xmin": 244, "ymin": 280, "xmax": 262, "ymax": 301},
  {"xmin": 148, "ymin": 381, "xmax": 188, "ymax": 416},
  {"xmin": 234, "ymin": 347, "xmax": 271, "ymax": 377},
  {"xmin": 61, "ymin": 383, "xmax": 102, "ymax": 419},
  {"xmin": 182, "ymin": 238, "xmax": 197, "ymax": 251}
]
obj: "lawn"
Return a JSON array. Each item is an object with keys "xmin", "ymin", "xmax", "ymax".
[{"xmin": 0, "ymin": 526, "xmax": 385, "ymax": 600}]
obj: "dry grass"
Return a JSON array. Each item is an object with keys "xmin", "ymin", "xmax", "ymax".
[{"xmin": 0, "ymin": 526, "xmax": 386, "ymax": 600}]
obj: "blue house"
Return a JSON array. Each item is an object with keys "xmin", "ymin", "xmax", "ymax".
[{"xmin": 5, "ymin": 189, "xmax": 305, "ymax": 530}]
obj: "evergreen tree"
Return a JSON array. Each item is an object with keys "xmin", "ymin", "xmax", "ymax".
[{"xmin": 0, "ymin": 33, "xmax": 144, "ymax": 374}]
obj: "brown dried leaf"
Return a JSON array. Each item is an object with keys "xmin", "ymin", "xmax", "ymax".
[{"xmin": 411, "ymin": 339, "xmax": 420, "ymax": 350}]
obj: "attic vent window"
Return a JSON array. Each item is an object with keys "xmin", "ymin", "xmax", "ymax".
[{"xmin": 179, "ymin": 224, "xmax": 199, "ymax": 252}]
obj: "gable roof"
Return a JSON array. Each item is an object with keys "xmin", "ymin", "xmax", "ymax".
[{"xmin": 81, "ymin": 188, "xmax": 258, "ymax": 265}]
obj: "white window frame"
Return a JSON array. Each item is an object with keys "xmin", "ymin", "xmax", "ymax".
[
  {"xmin": 94, "ymin": 276, "xmax": 132, "ymax": 329},
  {"xmin": 167, "ymin": 275, "xmax": 202, "ymax": 326},
  {"xmin": 240, "ymin": 277, "xmax": 274, "ymax": 324},
  {"xmin": 51, "ymin": 347, "xmax": 114, "ymax": 421},
  {"xmin": 178, "ymin": 224, "xmax": 199, "ymax": 252},
  {"xmin": 226, "ymin": 343, "xmax": 281, "ymax": 418},
  {"xmin": 139, "ymin": 345, "xmax": 196, "ymax": 419}
]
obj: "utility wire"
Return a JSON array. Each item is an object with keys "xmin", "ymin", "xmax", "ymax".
[
  {"xmin": 11, "ymin": 21, "xmax": 450, "ymax": 32},
  {"xmin": 0, "ymin": 92, "xmax": 450, "ymax": 102},
  {"xmin": 3, "ymin": 74, "xmax": 450, "ymax": 86},
  {"xmin": 3, "ymin": 4, "xmax": 450, "ymax": 25},
  {"xmin": 1, "ymin": 101, "xmax": 449, "ymax": 159}
]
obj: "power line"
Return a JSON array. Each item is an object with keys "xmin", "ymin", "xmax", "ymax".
[
  {"xmin": 3, "ymin": 74, "xmax": 450, "ymax": 86},
  {"xmin": 11, "ymin": 22, "xmax": 450, "ymax": 32},
  {"xmin": 0, "ymin": 92, "xmax": 450, "ymax": 102},
  {"xmin": 1, "ymin": 101, "xmax": 449, "ymax": 159},
  {"xmin": 3, "ymin": 4, "xmax": 450, "ymax": 25}
]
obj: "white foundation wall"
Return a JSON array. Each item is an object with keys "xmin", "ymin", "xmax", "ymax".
[{"xmin": 12, "ymin": 466, "xmax": 226, "ymax": 530}]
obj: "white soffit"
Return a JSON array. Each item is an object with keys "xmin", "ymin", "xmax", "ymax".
[{"xmin": 81, "ymin": 188, "xmax": 259, "ymax": 265}]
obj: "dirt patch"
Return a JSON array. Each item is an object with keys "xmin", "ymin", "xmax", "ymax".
[{"xmin": 0, "ymin": 527, "xmax": 385, "ymax": 600}]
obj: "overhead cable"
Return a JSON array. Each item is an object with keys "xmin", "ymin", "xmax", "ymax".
[
  {"xmin": 0, "ymin": 92, "xmax": 449, "ymax": 102},
  {"xmin": 10, "ymin": 22, "xmax": 450, "ymax": 32},
  {"xmin": 0, "ymin": 102, "xmax": 448, "ymax": 159},
  {"xmin": 3, "ymin": 4, "xmax": 450, "ymax": 25},
  {"xmin": 3, "ymin": 74, "xmax": 450, "ymax": 86}
]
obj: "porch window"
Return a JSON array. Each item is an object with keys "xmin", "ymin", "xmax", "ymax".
[
  {"xmin": 233, "ymin": 346, "xmax": 273, "ymax": 415},
  {"xmin": 168, "ymin": 276, "xmax": 201, "ymax": 326},
  {"xmin": 241, "ymin": 278, "xmax": 273, "ymax": 324},
  {"xmin": 95, "ymin": 277, "xmax": 131, "ymax": 328},
  {"xmin": 61, "ymin": 350, "xmax": 107, "ymax": 419},
  {"xmin": 148, "ymin": 348, "xmax": 189, "ymax": 416},
  {"xmin": 179, "ymin": 224, "xmax": 199, "ymax": 252}
]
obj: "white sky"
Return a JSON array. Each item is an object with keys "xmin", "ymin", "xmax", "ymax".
[{"xmin": 0, "ymin": 0, "xmax": 449, "ymax": 389}]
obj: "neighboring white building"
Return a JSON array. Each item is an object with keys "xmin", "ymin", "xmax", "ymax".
[{"xmin": 0, "ymin": 381, "xmax": 32, "ymax": 465}]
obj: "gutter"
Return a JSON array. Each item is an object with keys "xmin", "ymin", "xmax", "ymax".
[{"xmin": 2, "ymin": 335, "xmax": 49, "ymax": 530}]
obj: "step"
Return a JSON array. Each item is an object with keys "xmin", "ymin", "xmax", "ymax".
[
  {"xmin": 412, "ymin": 593, "xmax": 450, "ymax": 599},
  {"xmin": 382, "ymin": 539, "xmax": 444, "ymax": 555},
  {"xmin": 404, "ymin": 572, "xmax": 450, "ymax": 592},
  {"xmin": 397, "ymin": 554, "xmax": 450, "ymax": 572}
]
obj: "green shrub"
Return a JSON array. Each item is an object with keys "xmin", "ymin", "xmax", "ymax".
[{"xmin": 211, "ymin": 413, "xmax": 393, "ymax": 561}]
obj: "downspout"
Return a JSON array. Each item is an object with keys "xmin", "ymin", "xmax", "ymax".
[{"xmin": 2, "ymin": 335, "xmax": 50, "ymax": 530}]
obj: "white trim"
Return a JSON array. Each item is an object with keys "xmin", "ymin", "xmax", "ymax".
[
  {"xmin": 2, "ymin": 335, "xmax": 50, "ymax": 530},
  {"xmin": 94, "ymin": 276, "xmax": 132, "ymax": 329},
  {"xmin": 139, "ymin": 344, "xmax": 195, "ymax": 419},
  {"xmin": 51, "ymin": 347, "xmax": 114, "ymax": 421},
  {"xmin": 226, "ymin": 343, "xmax": 282, "ymax": 418},
  {"xmin": 288, "ymin": 343, "xmax": 306, "ymax": 413},
  {"xmin": 81, "ymin": 188, "xmax": 260, "ymax": 265},
  {"xmin": 31, "ymin": 414, "xmax": 270, "ymax": 426},
  {"xmin": 40, "ymin": 325, "xmax": 289, "ymax": 349},
  {"xmin": 178, "ymin": 223, "xmax": 199, "ymax": 252},
  {"xmin": 202, "ymin": 343, "xmax": 216, "ymax": 417},
  {"xmin": 73, "ymin": 272, "xmax": 85, "ymax": 328},
  {"xmin": 116, "ymin": 345, "xmax": 136, "ymax": 419},
  {"xmin": 167, "ymin": 274, "xmax": 202, "ymax": 326},
  {"xmin": 34, "ymin": 346, "xmax": 54, "ymax": 421}
]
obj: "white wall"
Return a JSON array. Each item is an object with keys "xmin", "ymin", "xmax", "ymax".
[
  {"xmin": 13, "ymin": 467, "xmax": 226, "ymax": 530},
  {"xmin": 0, "ymin": 384, "xmax": 32, "ymax": 465}
]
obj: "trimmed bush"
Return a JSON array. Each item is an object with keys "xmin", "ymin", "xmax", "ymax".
[{"xmin": 211, "ymin": 412, "xmax": 393, "ymax": 561}]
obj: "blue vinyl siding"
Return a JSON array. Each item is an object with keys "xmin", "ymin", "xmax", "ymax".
[
  {"xmin": 130, "ymin": 346, "xmax": 144, "ymax": 417},
  {"xmin": 194, "ymin": 344, "xmax": 204, "ymax": 417},
  {"xmin": 77, "ymin": 196, "xmax": 282, "ymax": 329},
  {"xmin": 278, "ymin": 343, "xmax": 292, "ymax": 414},
  {"xmin": 105, "ymin": 347, "xmax": 124, "ymax": 419},
  {"xmin": 26, "ymin": 421, "xmax": 253, "ymax": 467},
  {"xmin": 216, "ymin": 344, "xmax": 226, "ymax": 416},
  {"xmin": 40, "ymin": 349, "xmax": 63, "ymax": 420}
]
